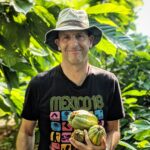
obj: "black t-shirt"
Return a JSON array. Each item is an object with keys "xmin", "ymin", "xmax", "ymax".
[{"xmin": 21, "ymin": 65, "xmax": 125, "ymax": 150}]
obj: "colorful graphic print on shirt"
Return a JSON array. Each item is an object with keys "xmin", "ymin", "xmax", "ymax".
[{"xmin": 49, "ymin": 95, "xmax": 104, "ymax": 150}]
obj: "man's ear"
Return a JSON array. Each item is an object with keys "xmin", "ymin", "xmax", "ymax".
[
  {"xmin": 55, "ymin": 39, "xmax": 61, "ymax": 50},
  {"xmin": 55, "ymin": 39, "xmax": 59, "ymax": 46},
  {"xmin": 89, "ymin": 35, "xmax": 94, "ymax": 48}
]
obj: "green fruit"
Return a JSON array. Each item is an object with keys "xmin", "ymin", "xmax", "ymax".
[
  {"xmin": 68, "ymin": 110, "xmax": 98, "ymax": 129},
  {"xmin": 71, "ymin": 129, "xmax": 85, "ymax": 142},
  {"xmin": 88, "ymin": 125, "xmax": 106, "ymax": 146}
]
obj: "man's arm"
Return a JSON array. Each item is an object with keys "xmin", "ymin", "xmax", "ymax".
[
  {"xmin": 106, "ymin": 120, "xmax": 120, "ymax": 150},
  {"xmin": 16, "ymin": 119, "xmax": 37, "ymax": 150}
]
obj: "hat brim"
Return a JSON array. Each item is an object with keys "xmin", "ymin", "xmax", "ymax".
[{"xmin": 45, "ymin": 26, "xmax": 102, "ymax": 52}]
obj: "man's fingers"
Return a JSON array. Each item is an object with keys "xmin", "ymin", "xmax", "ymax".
[
  {"xmin": 69, "ymin": 138, "xmax": 85, "ymax": 149},
  {"xmin": 69, "ymin": 132, "xmax": 107, "ymax": 150},
  {"xmin": 69, "ymin": 138, "xmax": 78, "ymax": 148},
  {"xmin": 84, "ymin": 129, "xmax": 92, "ymax": 145},
  {"xmin": 98, "ymin": 136, "xmax": 107, "ymax": 150}
]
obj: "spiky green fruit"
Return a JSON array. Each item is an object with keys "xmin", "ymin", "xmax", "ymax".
[
  {"xmin": 71, "ymin": 129, "xmax": 85, "ymax": 142},
  {"xmin": 68, "ymin": 110, "xmax": 98, "ymax": 130},
  {"xmin": 88, "ymin": 125, "xmax": 106, "ymax": 146}
]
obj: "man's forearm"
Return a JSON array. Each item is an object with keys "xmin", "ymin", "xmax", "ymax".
[
  {"xmin": 16, "ymin": 131, "xmax": 35, "ymax": 150},
  {"xmin": 106, "ymin": 130, "xmax": 120, "ymax": 150}
]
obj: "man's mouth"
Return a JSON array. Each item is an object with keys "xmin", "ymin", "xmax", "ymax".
[{"xmin": 67, "ymin": 49, "xmax": 80, "ymax": 52}]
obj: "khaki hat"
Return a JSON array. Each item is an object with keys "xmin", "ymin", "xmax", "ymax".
[{"xmin": 45, "ymin": 8, "xmax": 102, "ymax": 52}]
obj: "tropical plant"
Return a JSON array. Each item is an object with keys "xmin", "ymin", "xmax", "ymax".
[{"xmin": 0, "ymin": 0, "xmax": 150, "ymax": 149}]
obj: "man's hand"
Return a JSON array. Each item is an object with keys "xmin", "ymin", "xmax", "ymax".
[{"xmin": 69, "ymin": 130, "xmax": 106, "ymax": 150}]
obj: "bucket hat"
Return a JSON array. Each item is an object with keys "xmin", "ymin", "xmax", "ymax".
[{"xmin": 45, "ymin": 8, "xmax": 102, "ymax": 52}]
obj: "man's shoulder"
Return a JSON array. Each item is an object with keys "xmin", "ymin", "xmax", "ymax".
[
  {"xmin": 30, "ymin": 65, "xmax": 60, "ymax": 84},
  {"xmin": 90, "ymin": 65, "xmax": 117, "ymax": 80},
  {"xmin": 37, "ymin": 65, "xmax": 60, "ymax": 78}
]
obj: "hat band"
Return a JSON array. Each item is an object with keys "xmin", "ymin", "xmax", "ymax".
[{"xmin": 57, "ymin": 20, "xmax": 89, "ymax": 28}]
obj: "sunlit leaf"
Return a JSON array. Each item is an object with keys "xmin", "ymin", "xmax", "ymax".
[
  {"xmin": 134, "ymin": 51, "xmax": 150, "ymax": 60},
  {"xmin": 122, "ymin": 83, "xmax": 135, "ymax": 92},
  {"xmin": 13, "ymin": 13, "xmax": 26, "ymax": 24},
  {"xmin": 33, "ymin": 5, "xmax": 56, "ymax": 26},
  {"xmin": 67, "ymin": 0, "xmax": 90, "ymax": 9},
  {"xmin": 95, "ymin": 16, "xmax": 117, "ymax": 27},
  {"xmin": 137, "ymin": 140, "xmax": 150, "ymax": 148},
  {"xmin": 122, "ymin": 90, "xmax": 147, "ymax": 97},
  {"xmin": 10, "ymin": 88, "xmax": 24, "ymax": 115},
  {"xmin": 0, "ymin": 108, "xmax": 8, "ymax": 117},
  {"xmin": 96, "ymin": 38, "xmax": 116, "ymax": 56},
  {"xmin": 29, "ymin": 36, "xmax": 48, "ymax": 56},
  {"xmin": 86, "ymin": 3, "xmax": 131, "ymax": 14},
  {"xmin": 27, "ymin": 12, "xmax": 49, "ymax": 45},
  {"xmin": 124, "ymin": 98, "xmax": 138, "ymax": 104}
]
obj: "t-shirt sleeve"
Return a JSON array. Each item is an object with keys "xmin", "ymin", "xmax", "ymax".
[
  {"xmin": 106, "ymin": 75, "xmax": 125, "ymax": 121},
  {"xmin": 21, "ymin": 77, "xmax": 39, "ymax": 120}
]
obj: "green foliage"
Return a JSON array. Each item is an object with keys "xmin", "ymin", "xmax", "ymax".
[
  {"xmin": 86, "ymin": 3, "xmax": 131, "ymax": 14},
  {"xmin": 0, "ymin": 0, "xmax": 150, "ymax": 149}
]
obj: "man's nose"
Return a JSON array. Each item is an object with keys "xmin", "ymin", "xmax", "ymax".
[{"xmin": 70, "ymin": 35, "xmax": 78, "ymax": 44}]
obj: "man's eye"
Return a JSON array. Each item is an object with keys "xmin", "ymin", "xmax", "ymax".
[
  {"xmin": 63, "ymin": 36, "xmax": 69, "ymax": 39},
  {"xmin": 77, "ymin": 34, "xmax": 83, "ymax": 38},
  {"xmin": 76, "ymin": 34, "xmax": 85, "ymax": 39}
]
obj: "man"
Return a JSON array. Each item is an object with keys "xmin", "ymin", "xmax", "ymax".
[{"xmin": 16, "ymin": 8, "xmax": 125, "ymax": 150}]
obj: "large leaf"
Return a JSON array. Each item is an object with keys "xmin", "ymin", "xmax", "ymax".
[
  {"xmin": 132, "ymin": 120, "xmax": 150, "ymax": 131},
  {"xmin": 90, "ymin": 19, "xmax": 136, "ymax": 51},
  {"xmin": 11, "ymin": 0, "xmax": 34, "ymax": 14},
  {"xmin": 96, "ymin": 37, "xmax": 117, "ymax": 56},
  {"xmin": 0, "ymin": 95, "xmax": 10, "ymax": 112},
  {"xmin": 124, "ymin": 98, "xmax": 138, "ymax": 104},
  {"xmin": 88, "ymin": 49, "xmax": 102, "ymax": 67},
  {"xmin": 27, "ymin": 12, "xmax": 49, "ymax": 49},
  {"xmin": 119, "ymin": 140, "xmax": 137, "ymax": 150},
  {"xmin": 1, "ymin": 65, "xmax": 19, "ymax": 89},
  {"xmin": 0, "ymin": 16, "xmax": 30, "ymax": 50},
  {"xmin": 124, "ymin": 120, "xmax": 150, "ymax": 139},
  {"xmin": 0, "ymin": 47, "xmax": 21, "ymax": 67},
  {"xmin": 122, "ymin": 83, "xmax": 135, "ymax": 92},
  {"xmin": 67, "ymin": 0, "xmax": 90, "ymax": 9},
  {"xmin": 94, "ymin": 16, "xmax": 117, "ymax": 27},
  {"xmin": 137, "ymin": 140, "xmax": 150, "ymax": 149},
  {"xmin": 12, "ymin": 62, "xmax": 37, "ymax": 76},
  {"xmin": 10, "ymin": 88, "xmax": 24, "ymax": 115},
  {"xmin": 33, "ymin": 5, "xmax": 56, "ymax": 27},
  {"xmin": 122, "ymin": 90, "xmax": 147, "ymax": 97},
  {"xmin": 86, "ymin": 3, "xmax": 131, "ymax": 14},
  {"xmin": 29, "ymin": 36, "xmax": 48, "ymax": 56},
  {"xmin": 134, "ymin": 51, "xmax": 150, "ymax": 61},
  {"xmin": 134, "ymin": 130, "xmax": 150, "ymax": 141}
]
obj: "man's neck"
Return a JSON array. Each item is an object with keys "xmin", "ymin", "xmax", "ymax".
[{"xmin": 61, "ymin": 62, "xmax": 90, "ymax": 86}]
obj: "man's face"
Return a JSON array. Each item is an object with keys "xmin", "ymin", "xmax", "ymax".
[{"xmin": 55, "ymin": 30, "xmax": 94, "ymax": 65}]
